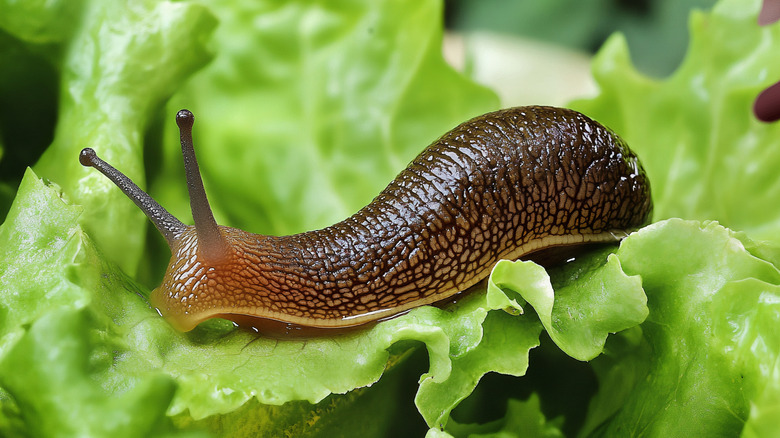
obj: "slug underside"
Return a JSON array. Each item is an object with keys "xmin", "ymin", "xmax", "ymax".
[{"xmin": 150, "ymin": 106, "xmax": 652, "ymax": 334}]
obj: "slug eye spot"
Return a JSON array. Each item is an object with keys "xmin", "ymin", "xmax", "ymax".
[
  {"xmin": 79, "ymin": 148, "xmax": 97, "ymax": 167},
  {"xmin": 176, "ymin": 109, "xmax": 194, "ymax": 128}
]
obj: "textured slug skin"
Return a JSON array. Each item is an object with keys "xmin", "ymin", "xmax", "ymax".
[{"xmin": 151, "ymin": 106, "xmax": 652, "ymax": 333}]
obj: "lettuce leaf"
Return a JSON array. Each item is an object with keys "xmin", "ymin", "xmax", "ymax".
[
  {"xmin": 577, "ymin": 220, "xmax": 780, "ymax": 436},
  {"xmin": 490, "ymin": 255, "xmax": 646, "ymax": 362},
  {"xmin": 439, "ymin": 393, "xmax": 565, "ymax": 438},
  {"xmin": 0, "ymin": 170, "xmax": 187, "ymax": 437},
  {"xmin": 569, "ymin": 0, "xmax": 780, "ymax": 434},
  {"xmin": 28, "ymin": 0, "xmax": 217, "ymax": 274},
  {"xmin": 2, "ymin": 0, "xmax": 780, "ymax": 437},
  {"xmin": 0, "ymin": 170, "xmax": 422, "ymax": 436}
]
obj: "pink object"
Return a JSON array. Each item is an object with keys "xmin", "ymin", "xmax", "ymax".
[
  {"xmin": 759, "ymin": 0, "xmax": 780, "ymax": 25},
  {"xmin": 754, "ymin": 80, "xmax": 780, "ymax": 122},
  {"xmin": 754, "ymin": 1, "xmax": 780, "ymax": 122}
]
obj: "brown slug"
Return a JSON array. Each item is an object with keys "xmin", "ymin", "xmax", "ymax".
[{"xmin": 79, "ymin": 106, "xmax": 652, "ymax": 334}]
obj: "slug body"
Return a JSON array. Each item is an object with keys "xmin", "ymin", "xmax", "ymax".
[{"xmin": 80, "ymin": 106, "xmax": 652, "ymax": 334}]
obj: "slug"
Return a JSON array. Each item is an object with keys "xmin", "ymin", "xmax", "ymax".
[{"xmin": 79, "ymin": 106, "xmax": 652, "ymax": 334}]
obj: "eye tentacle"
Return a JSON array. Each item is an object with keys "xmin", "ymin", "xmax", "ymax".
[
  {"xmin": 176, "ymin": 109, "xmax": 228, "ymax": 262},
  {"xmin": 79, "ymin": 147, "xmax": 186, "ymax": 245}
]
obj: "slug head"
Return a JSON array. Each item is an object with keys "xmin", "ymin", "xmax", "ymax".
[
  {"xmin": 80, "ymin": 110, "xmax": 243, "ymax": 331},
  {"xmin": 147, "ymin": 226, "xmax": 304, "ymax": 333}
]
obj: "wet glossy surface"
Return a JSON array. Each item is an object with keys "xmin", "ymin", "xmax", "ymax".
[{"xmin": 150, "ymin": 106, "xmax": 652, "ymax": 332}]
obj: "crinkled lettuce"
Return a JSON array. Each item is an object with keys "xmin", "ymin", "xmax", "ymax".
[{"xmin": 1, "ymin": 0, "xmax": 780, "ymax": 437}]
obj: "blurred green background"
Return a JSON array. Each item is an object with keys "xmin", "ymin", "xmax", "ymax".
[
  {"xmin": 0, "ymin": 0, "xmax": 717, "ymax": 222},
  {"xmin": 445, "ymin": 0, "xmax": 717, "ymax": 77}
]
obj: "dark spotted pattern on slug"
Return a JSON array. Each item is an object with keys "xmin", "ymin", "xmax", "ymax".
[{"xmin": 80, "ymin": 106, "xmax": 652, "ymax": 334}]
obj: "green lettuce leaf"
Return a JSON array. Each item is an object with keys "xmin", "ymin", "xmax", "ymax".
[
  {"xmin": 560, "ymin": 0, "xmax": 780, "ymax": 432},
  {"xmin": 0, "ymin": 170, "xmax": 186, "ymax": 437},
  {"xmin": 489, "ymin": 255, "xmax": 646, "ymax": 362},
  {"xmin": 0, "ymin": 170, "xmax": 425, "ymax": 436},
  {"xmin": 438, "ymin": 393, "xmax": 565, "ymax": 438},
  {"xmin": 579, "ymin": 220, "xmax": 780, "ymax": 436},
  {"xmin": 28, "ymin": 0, "xmax": 217, "ymax": 274},
  {"xmin": 2, "ymin": 0, "xmax": 780, "ymax": 436},
  {"xmin": 0, "ymin": 0, "xmax": 81, "ymax": 44}
]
